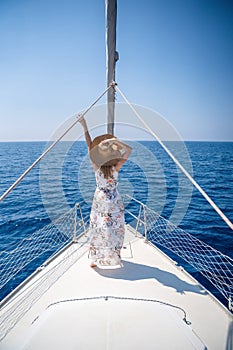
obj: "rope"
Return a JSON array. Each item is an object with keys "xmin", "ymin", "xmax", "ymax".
[
  {"xmin": 1, "ymin": 200, "xmax": 233, "ymax": 340},
  {"xmin": 0, "ymin": 85, "xmax": 112, "ymax": 203},
  {"xmin": 116, "ymin": 85, "xmax": 233, "ymax": 231},
  {"xmin": 46, "ymin": 295, "xmax": 191, "ymax": 325}
]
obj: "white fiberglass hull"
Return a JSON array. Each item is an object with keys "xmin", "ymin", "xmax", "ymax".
[{"xmin": 0, "ymin": 225, "xmax": 232, "ymax": 350}]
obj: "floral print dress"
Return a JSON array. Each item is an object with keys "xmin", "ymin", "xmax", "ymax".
[{"xmin": 89, "ymin": 167, "xmax": 125, "ymax": 267}]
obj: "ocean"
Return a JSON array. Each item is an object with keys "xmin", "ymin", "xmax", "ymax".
[{"xmin": 0, "ymin": 141, "xmax": 232, "ymax": 303}]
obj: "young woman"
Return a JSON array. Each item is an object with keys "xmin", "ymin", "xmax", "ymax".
[{"xmin": 79, "ymin": 116, "xmax": 132, "ymax": 268}]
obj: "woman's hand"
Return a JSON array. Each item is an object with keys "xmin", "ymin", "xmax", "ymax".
[
  {"xmin": 78, "ymin": 116, "xmax": 89, "ymax": 133},
  {"xmin": 78, "ymin": 115, "xmax": 86, "ymax": 126}
]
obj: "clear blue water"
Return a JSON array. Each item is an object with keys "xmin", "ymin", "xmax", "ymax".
[{"xmin": 0, "ymin": 141, "xmax": 232, "ymax": 303}]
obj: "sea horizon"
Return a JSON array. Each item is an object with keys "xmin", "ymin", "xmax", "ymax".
[
  {"xmin": 0, "ymin": 139, "xmax": 233, "ymax": 143},
  {"xmin": 0, "ymin": 141, "xmax": 232, "ymax": 303}
]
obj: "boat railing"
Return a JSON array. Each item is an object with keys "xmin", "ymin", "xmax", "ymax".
[
  {"xmin": 124, "ymin": 195, "xmax": 148, "ymax": 238},
  {"xmin": 124, "ymin": 194, "xmax": 233, "ymax": 311},
  {"xmin": 73, "ymin": 202, "xmax": 88, "ymax": 242},
  {"xmin": 1, "ymin": 197, "xmax": 233, "ymax": 312},
  {"xmin": 0, "ymin": 202, "xmax": 89, "ymax": 304}
]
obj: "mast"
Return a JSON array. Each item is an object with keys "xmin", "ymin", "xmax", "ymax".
[{"xmin": 106, "ymin": 0, "xmax": 118, "ymax": 135}]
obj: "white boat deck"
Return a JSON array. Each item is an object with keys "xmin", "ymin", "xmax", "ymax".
[{"xmin": 0, "ymin": 225, "xmax": 232, "ymax": 350}]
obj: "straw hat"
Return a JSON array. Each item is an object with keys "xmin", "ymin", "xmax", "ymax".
[{"xmin": 90, "ymin": 134, "xmax": 122, "ymax": 167}]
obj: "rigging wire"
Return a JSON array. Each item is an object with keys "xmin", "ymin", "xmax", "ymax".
[
  {"xmin": 1, "ymin": 82, "xmax": 232, "ymax": 232},
  {"xmin": 116, "ymin": 84, "xmax": 233, "ymax": 231},
  {"xmin": 0, "ymin": 85, "xmax": 112, "ymax": 203}
]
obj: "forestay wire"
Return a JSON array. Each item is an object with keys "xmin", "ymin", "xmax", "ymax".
[
  {"xmin": 1, "ymin": 83, "xmax": 232, "ymax": 232},
  {"xmin": 116, "ymin": 85, "xmax": 233, "ymax": 231},
  {"xmin": 0, "ymin": 85, "xmax": 112, "ymax": 203}
]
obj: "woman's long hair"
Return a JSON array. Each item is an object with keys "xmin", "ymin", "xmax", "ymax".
[{"xmin": 100, "ymin": 165, "xmax": 114, "ymax": 179}]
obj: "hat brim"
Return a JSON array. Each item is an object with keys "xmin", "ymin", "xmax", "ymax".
[
  {"xmin": 89, "ymin": 134, "xmax": 122, "ymax": 167},
  {"xmin": 90, "ymin": 145, "xmax": 122, "ymax": 167}
]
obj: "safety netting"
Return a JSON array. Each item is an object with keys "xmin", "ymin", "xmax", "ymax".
[
  {"xmin": 0, "ymin": 205, "xmax": 88, "ymax": 297},
  {"xmin": 126, "ymin": 195, "xmax": 233, "ymax": 311}
]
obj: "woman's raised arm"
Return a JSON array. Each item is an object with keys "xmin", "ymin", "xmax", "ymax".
[
  {"xmin": 78, "ymin": 116, "xmax": 92, "ymax": 150},
  {"xmin": 114, "ymin": 140, "xmax": 132, "ymax": 171}
]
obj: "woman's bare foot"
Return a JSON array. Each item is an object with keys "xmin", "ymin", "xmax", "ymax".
[{"xmin": 90, "ymin": 262, "xmax": 97, "ymax": 268}]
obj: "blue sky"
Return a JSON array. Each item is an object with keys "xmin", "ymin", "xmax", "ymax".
[{"xmin": 0, "ymin": 0, "xmax": 232, "ymax": 141}]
